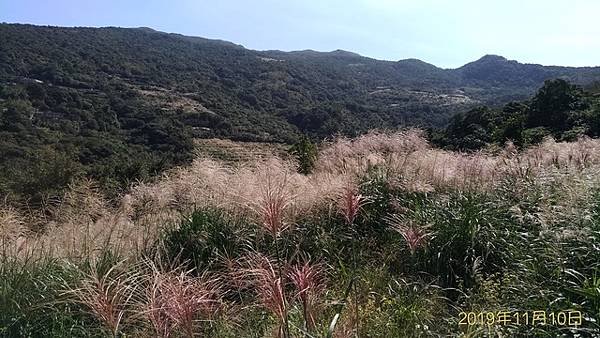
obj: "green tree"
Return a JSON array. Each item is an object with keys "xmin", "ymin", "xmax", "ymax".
[
  {"xmin": 443, "ymin": 106, "xmax": 493, "ymax": 150},
  {"xmin": 290, "ymin": 135, "xmax": 318, "ymax": 174},
  {"xmin": 527, "ymin": 79, "xmax": 588, "ymax": 133},
  {"xmin": 0, "ymin": 100, "xmax": 34, "ymax": 132},
  {"xmin": 491, "ymin": 102, "xmax": 527, "ymax": 145}
]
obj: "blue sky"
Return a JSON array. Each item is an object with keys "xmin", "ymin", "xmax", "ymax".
[{"xmin": 2, "ymin": 0, "xmax": 599, "ymax": 68}]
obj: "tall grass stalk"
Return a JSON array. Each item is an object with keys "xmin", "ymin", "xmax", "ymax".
[
  {"xmin": 338, "ymin": 185, "xmax": 368, "ymax": 337},
  {"xmin": 289, "ymin": 261, "xmax": 326, "ymax": 334},
  {"xmin": 65, "ymin": 260, "xmax": 140, "ymax": 337}
]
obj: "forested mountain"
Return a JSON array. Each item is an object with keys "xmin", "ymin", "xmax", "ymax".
[
  {"xmin": 2, "ymin": 23, "xmax": 600, "ymax": 201},
  {"xmin": 3, "ymin": 24, "xmax": 600, "ymax": 138},
  {"xmin": 434, "ymin": 79, "xmax": 600, "ymax": 150}
]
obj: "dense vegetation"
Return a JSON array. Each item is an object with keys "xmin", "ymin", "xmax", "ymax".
[
  {"xmin": 3, "ymin": 23, "xmax": 600, "ymax": 202},
  {"xmin": 2, "ymin": 132, "xmax": 599, "ymax": 337},
  {"xmin": 434, "ymin": 79, "xmax": 600, "ymax": 150},
  {"xmin": 0, "ymin": 81, "xmax": 194, "ymax": 204}
]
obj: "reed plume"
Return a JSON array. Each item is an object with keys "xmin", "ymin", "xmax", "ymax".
[{"xmin": 288, "ymin": 260, "xmax": 327, "ymax": 332}]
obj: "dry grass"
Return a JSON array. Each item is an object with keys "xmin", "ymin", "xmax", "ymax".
[
  {"xmin": 337, "ymin": 184, "xmax": 369, "ymax": 226},
  {"xmin": 238, "ymin": 253, "xmax": 289, "ymax": 338},
  {"xmin": 66, "ymin": 261, "xmax": 140, "ymax": 337},
  {"xmin": 386, "ymin": 215, "xmax": 431, "ymax": 255},
  {"xmin": 195, "ymin": 138, "xmax": 290, "ymax": 164},
  {"xmin": 144, "ymin": 263, "xmax": 222, "ymax": 337},
  {"xmin": 288, "ymin": 260, "xmax": 327, "ymax": 332},
  {"xmin": 64, "ymin": 258, "xmax": 224, "ymax": 338},
  {"xmin": 0, "ymin": 205, "xmax": 28, "ymax": 256},
  {"xmin": 4, "ymin": 130, "xmax": 600, "ymax": 261},
  {"xmin": 3, "ymin": 130, "xmax": 600, "ymax": 337}
]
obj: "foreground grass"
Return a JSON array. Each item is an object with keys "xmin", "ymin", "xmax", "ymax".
[{"xmin": 1, "ymin": 131, "xmax": 600, "ymax": 337}]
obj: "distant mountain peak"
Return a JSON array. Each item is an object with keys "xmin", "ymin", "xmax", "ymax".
[
  {"xmin": 398, "ymin": 58, "xmax": 426, "ymax": 63},
  {"xmin": 135, "ymin": 27, "xmax": 158, "ymax": 33},
  {"xmin": 478, "ymin": 54, "xmax": 508, "ymax": 62},
  {"xmin": 457, "ymin": 54, "xmax": 556, "ymax": 84},
  {"xmin": 458, "ymin": 54, "xmax": 516, "ymax": 71},
  {"xmin": 286, "ymin": 49, "xmax": 362, "ymax": 58},
  {"xmin": 329, "ymin": 49, "xmax": 362, "ymax": 57},
  {"xmin": 397, "ymin": 58, "xmax": 438, "ymax": 67}
]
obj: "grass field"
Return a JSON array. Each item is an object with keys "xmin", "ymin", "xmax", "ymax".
[{"xmin": 1, "ymin": 130, "xmax": 599, "ymax": 337}]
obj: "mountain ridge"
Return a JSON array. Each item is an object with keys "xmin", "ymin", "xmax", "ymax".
[
  {"xmin": 2, "ymin": 23, "xmax": 600, "ymax": 202},
  {"xmin": 132, "ymin": 26, "xmax": 597, "ymax": 69},
  {"xmin": 28, "ymin": 23, "xmax": 590, "ymax": 70},
  {"xmin": 2, "ymin": 23, "xmax": 600, "ymax": 142}
]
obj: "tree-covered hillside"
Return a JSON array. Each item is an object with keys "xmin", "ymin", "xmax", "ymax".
[
  {"xmin": 3, "ymin": 24, "xmax": 600, "ymax": 139},
  {"xmin": 435, "ymin": 79, "xmax": 600, "ymax": 150},
  {"xmin": 2, "ymin": 23, "xmax": 600, "ymax": 202}
]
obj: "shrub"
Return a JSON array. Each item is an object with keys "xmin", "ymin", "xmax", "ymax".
[
  {"xmin": 0, "ymin": 258, "xmax": 99, "ymax": 337},
  {"xmin": 356, "ymin": 165, "xmax": 395, "ymax": 237},
  {"xmin": 418, "ymin": 192, "xmax": 510, "ymax": 292},
  {"xmin": 290, "ymin": 135, "xmax": 318, "ymax": 174},
  {"xmin": 522, "ymin": 127, "xmax": 551, "ymax": 146},
  {"xmin": 162, "ymin": 209, "xmax": 245, "ymax": 271}
]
